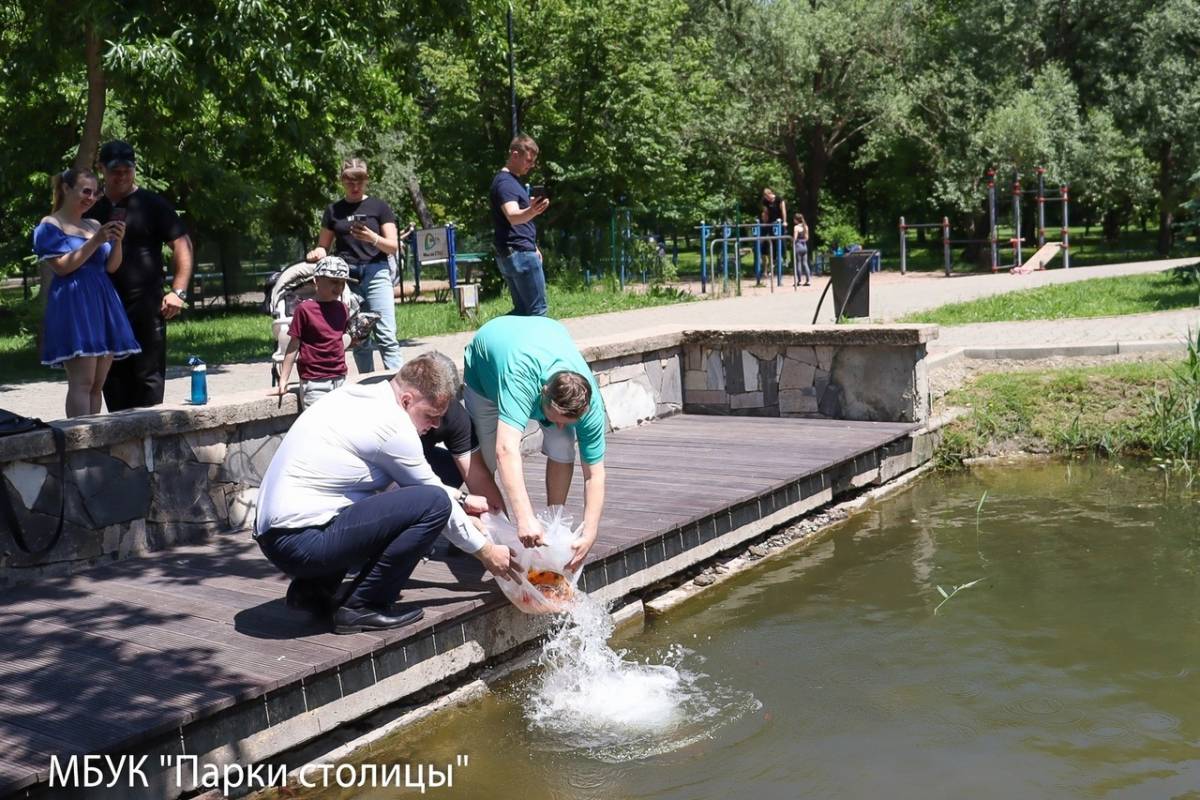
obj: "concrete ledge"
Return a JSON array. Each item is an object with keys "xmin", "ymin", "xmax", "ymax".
[
  {"xmin": 576, "ymin": 323, "xmax": 940, "ymax": 364},
  {"xmin": 684, "ymin": 324, "xmax": 938, "ymax": 347}
]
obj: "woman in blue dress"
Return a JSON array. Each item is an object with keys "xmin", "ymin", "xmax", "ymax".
[{"xmin": 33, "ymin": 168, "xmax": 141, "ymax": 418}]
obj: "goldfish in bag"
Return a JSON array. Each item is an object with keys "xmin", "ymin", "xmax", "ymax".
[{"xmin": 483, "ymin": 506, "xmax": 582, "ymax": 614}]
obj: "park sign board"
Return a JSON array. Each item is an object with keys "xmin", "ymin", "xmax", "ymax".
[{"xmin": 418, "ymin": 227, "xmax": 449, "ymax": 264}]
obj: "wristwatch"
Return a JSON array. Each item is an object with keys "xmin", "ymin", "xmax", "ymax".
[
  {"xmin": 457, "ymin": 489, "xmax": 469, "ymax": 506},
  {"xmin": 170, "ymin": 288, "xmax": 188, "ymax": 301}
]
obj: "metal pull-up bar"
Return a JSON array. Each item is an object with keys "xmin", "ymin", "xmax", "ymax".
[{"xmin": 697, "ymin": 220, "xmax": 788, "ymax": 294}]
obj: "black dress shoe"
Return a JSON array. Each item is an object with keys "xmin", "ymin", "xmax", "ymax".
[
  {"xmin": 333, "ymin": 604, "xmax": 424, "ymax": 634},
  {"xmin": 286, "ymin": 578, "xmax": 338, "ymax": 616}
]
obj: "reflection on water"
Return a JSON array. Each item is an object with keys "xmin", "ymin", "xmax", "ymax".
[{"xmin": 265, "ymin": 460, "xmax": 1200, "ymax": 799}]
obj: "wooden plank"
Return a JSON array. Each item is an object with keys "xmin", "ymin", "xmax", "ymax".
[
  {"xmin": 46, "ymin": 578, "xmax": 379, "ymax": 660},
  {"xmin": 0, "ymin": 722, "xmax": 82, "ymax": 792},
  {"xmin": 0, "ymin": 650, "xmax": 237, "ymax": 752},
  {"xmin": 0, "ymin": 607, "xmax": 330, "ymax": 679}
]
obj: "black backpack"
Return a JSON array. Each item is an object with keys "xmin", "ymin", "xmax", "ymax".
[{"xmin": 0, "ymin": 409, "xmax": 66, "ymax": 556}]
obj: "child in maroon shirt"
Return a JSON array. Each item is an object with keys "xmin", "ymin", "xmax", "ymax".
[{"xmin": 274, "ymin": 256, "xmax": 353, "ymax": 408}]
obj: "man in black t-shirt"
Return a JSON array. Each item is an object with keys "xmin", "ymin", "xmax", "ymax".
[
  {"xmin": 421, "ymin": 382, "xmax": 506, "ymax": 515},
  {"xmin": 87, "ymin": 140, "xmax": 193, "ymax": 411},
  {"xmin": 489, "ymin": 135, "xmax": 550, "ymax": 316},
  {"xmin": 409, "ymin": 354, "xmax": 507, "ymax": 556},
  {"xmin": 760, "ymin": 187, "xmax": 788, "ymax": 278}
]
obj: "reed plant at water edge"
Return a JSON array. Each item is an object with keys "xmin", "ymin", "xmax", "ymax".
[{"xmin": 1144, "ymin": 329, "xmax": 1200, "ymax": 464}]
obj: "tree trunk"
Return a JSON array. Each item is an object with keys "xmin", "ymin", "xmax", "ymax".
[
  {"xmin": 783, "ymin": 132, "xmax": 808, "ymax": 223},
  {"xmin": 218, "ymin": 232, "xmax": 240, "ymax": 306},
  {"xmin": 1156, "ymin": 140, "xmax": 1174, "ymax": 255},
  {"xmin": 783, "ymin": 125, "xmax": 828, "ymax": 247},
  {"xmin": 1101, "ymin": 209, "xmax": 1121, "ymax": 244},
  {"xmin": 803, "ymin": 132, "xmax": 829, "ymax": 246},
  {"xmin": 74, "ymin": 22, "xmax": 105, "ymax": 171},
  {"xmin": 405, "ymin": 171, "xmax": 434, "ymax": 229}
]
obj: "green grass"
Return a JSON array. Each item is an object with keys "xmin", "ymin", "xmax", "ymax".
[
  {"xmin": 901, "ymin": 267, "xmax": 1200, "ymax": 325},
  {"xmin": 0, "ymin": 283, "xmax": 696, "ymax": 385},
  {"xmin": 936, "ymin": 338, "xmax": 1200, "ymax": 467}
]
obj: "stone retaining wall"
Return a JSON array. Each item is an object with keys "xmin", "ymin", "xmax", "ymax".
[
  {"xmin": 679, "ymin": 328, "xmax": 931, "ymax": 422},
  {"xmin": 0, "ymin": 324, "xmax": 933, "ymax": 585}
]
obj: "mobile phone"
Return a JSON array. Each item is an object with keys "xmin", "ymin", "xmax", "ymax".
[
  {"xmin": 347, "ymin": 214, "xmax": 367, "ymax": 228},
  {"xmin": 530, "ymin": 185, "xmax": 549, "ymax": 201},
  {"xmin": 110, "ymin": 208, "xmax": 126, "ymax": 222}
]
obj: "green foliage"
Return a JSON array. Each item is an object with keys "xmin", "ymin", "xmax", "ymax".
[
  {"xmin": 816, "ymin": 197, "xmax": 862, "ymax": 251},
  {"xmin": 2, "ymin": 0, "xmax": 1200, "ymax": 281},
  {"xmin": 1143, "ymin": 329, "xmax": 1200, "ymax": 462}
]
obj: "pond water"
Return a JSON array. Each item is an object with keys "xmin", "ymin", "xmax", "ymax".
[{"xmin": 274, "ymin": 461, "xmax": 1200, "ymax": 799}]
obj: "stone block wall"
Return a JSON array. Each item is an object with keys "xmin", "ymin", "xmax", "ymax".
[
  {"xmin": 679, "ymin": 327, "xmax": 932, "ymax": 423},
  {"xmin": 0, "ymin": 398, "xmax": 299, "ymax": 587}
]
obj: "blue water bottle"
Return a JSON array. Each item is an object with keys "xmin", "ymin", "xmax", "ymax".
[{"xmin": 188, "ymin": 355, "xmax": 208, "ymax": 405}]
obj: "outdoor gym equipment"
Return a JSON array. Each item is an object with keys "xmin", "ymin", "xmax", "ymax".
[
  {"xmin": 899, "ymin": 168, "xmax": 1070, "ymax": 274},
  {"xmin": 697, "ymin": 220, "xmax": 788, "ymax": 295}
]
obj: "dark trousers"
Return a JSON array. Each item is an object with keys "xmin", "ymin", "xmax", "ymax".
[
  {"xmin": 104, "ymin": 301, "xmax": 166, "ymax": 411},
  {"xmin": 256, "ymin": 485, "xmax": 451, "ymax": 609},
  {"xmin": 424, "ymin": 446, "xmax": 463, "ymax": 489}
]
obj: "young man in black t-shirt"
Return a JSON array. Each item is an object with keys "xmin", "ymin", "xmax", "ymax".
[
  {"xmin": 420, "ymin": 397, "xmax": 505, "ymax": 513},
  {"xmin": 86, "ymin": 140, "xmax": 193, "ymax": 411},
  {"xmin": 760, "ymin": 187, "xmax": 788, "ymax": 278},
  {"xmin": 489, "ymin": 135, "xmax": 550, "ymax": 316}
]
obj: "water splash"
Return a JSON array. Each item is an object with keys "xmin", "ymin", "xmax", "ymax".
[{"xmin": 523, "ymin": 595, "xmax": 759, "ymax": 761}]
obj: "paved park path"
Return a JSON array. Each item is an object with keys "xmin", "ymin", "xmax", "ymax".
[{"xmin": 3, "ymin": 257, "xmax": 1197, "ymax": 421}]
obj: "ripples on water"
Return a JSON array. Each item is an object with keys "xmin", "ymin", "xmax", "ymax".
[
  {"xmin": 270, "ymin": 462, "xmax": 1200, "ymax": 800},
  {"xmin": 521, "ymin": 595, "xmax": 761, "ymax": 762}
]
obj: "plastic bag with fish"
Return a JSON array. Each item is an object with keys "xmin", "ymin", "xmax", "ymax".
[{"xmin": 483, "ymin": 506, "xmax": 582, "ymax": 614}]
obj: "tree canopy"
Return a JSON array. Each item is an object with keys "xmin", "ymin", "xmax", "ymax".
[{"xmin": 1, "ymin": 0, "xmax": 1196, "ymax": 276}]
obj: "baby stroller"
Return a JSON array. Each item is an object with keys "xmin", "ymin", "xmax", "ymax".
[{"xmin": 265, "ymin": 262, "xmax": 379, "ymax": 386}]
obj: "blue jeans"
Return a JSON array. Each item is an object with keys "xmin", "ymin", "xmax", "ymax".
[
  {"xmin": 351, "ymin": 261, "xmax": 402, "ymax": 373},
  {"xmin": 497, "ymin": 249, "xmax": 547, "ymax": 316},
  {"xmin": 256, "ymin": 485, "xmax": 451, "ymax": 609}
]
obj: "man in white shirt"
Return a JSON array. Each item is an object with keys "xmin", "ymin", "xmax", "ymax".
[{"xmin": 255, "ymin": 353, "xmax": 519, "ymax": 634}]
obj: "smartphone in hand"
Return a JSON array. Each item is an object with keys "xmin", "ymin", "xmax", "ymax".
[
  {"xmin": 110, "ymin": 207, "xmax": 126, "ymax": 222},
  {"xmin": 530, "ymin": 185, "xmax": 549, "ymax": 201}
]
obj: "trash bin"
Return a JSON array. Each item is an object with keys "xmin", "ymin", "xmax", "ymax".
[{"xmin": 830, "ymin": 250, "xmax": 873, "ymax": 319}]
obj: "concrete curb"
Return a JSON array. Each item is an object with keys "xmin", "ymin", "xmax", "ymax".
[{"xmin": 930, "ymin": 338, "xmax": 1186, "ymax": 365}]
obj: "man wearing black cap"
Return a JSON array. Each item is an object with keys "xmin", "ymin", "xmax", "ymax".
[{"xmin": 86, "ymin": 140, "xmax": 194, "ymax": 410}]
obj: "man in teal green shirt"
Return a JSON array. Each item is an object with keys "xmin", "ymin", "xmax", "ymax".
[{"xmin": 463, "ymin": 316, "xmax": 606, "ymax": 572}]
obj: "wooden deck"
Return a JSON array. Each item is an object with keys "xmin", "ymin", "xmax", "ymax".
[{"xmin": 0, "ymin": 414, "xmax": 918, "ymax": 797}]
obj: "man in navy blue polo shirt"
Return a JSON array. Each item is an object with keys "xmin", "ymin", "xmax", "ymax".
[{"xmin": 489, "ymin": 135, "xmax": 550, "ymax": 316}]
